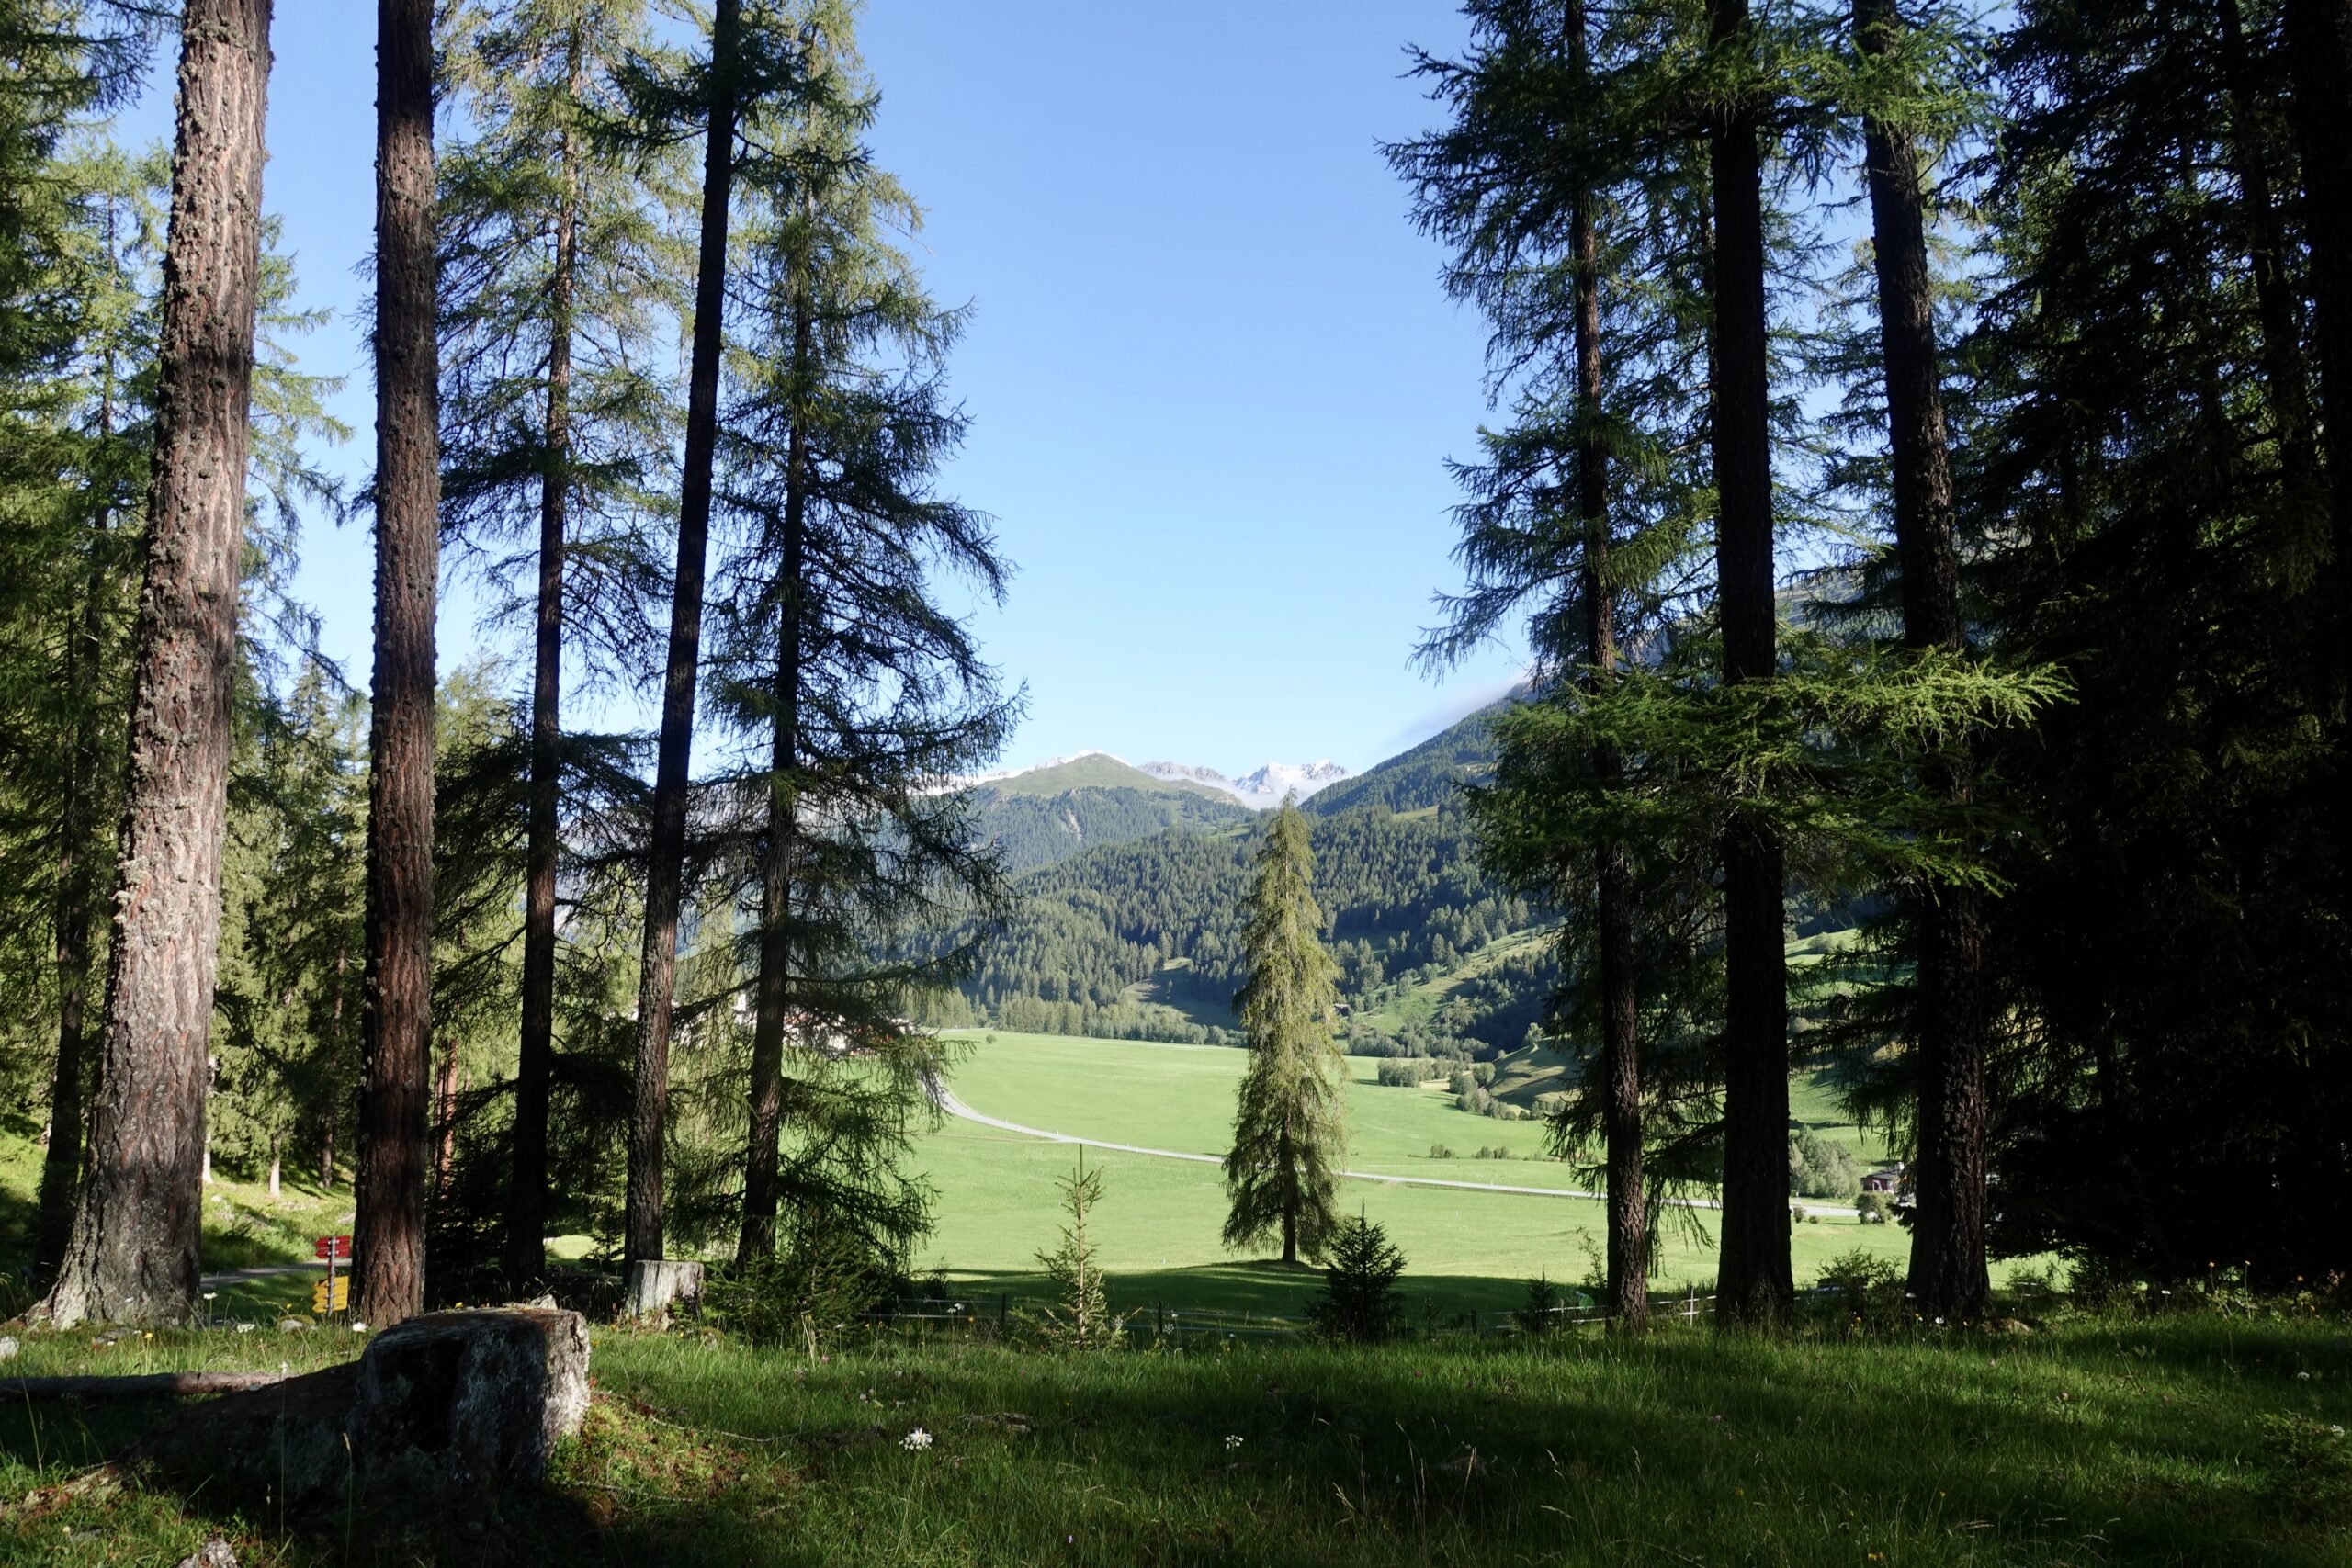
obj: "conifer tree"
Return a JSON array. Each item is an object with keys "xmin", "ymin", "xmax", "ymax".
[
  {"xmin": 625, "ymin": 0, "xmax": 744, "ymax": 1287},
  {"xmin": 1392, "ymin": 0, "xmax": 1719, "ymax": 1333},
  {"xmin": 1703, "ymin": 0, "xmax": 1794, "ymax": 1328},
  {"xmin": 356, "ymin": 0, "xmax": 440, "ymax": 1330},
  {"xmin": 438, "ymin": 0, "xmax": 681, "ymax": 1289},
  {"xmin": 40, "ymin": 0, "xmax": 274, "ymax": 1327},
  {"xmin": 0, "ymin": 144, "xmax": 160, "ymax": 1290},
  {"xmin": 1305, "ymin": 1209, "xmax": 1408, "ymax": 1344},
  {"xmin": 1849, "ymin": 0, "xmax": 1986, "ymax": 1319},
  {"xmin": 707, "ymin": 0, "xmax": 1015, "ymax": 1269},
  {"xmin": 1034, "ymin": 1149, "xmax": 1118, "ymax": 1350},
  {"xmin": 1222, "ymin": 798, "xmax": 1347, "ymax": 1265},
  {"xmin": 1957, "ymin": 0, "xmax": 2350, "ymax": 1280}
]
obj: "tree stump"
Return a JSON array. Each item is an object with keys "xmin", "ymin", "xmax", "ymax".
[
  {"xmin": 350, "ymin": 1307, "xmax": 590, "ymax": 1493},
  {"xmin": 621, "ymin": 1258, "xmax": 705, "ymax": 1321},
  {"xmin": 127, "ymin": 1305, "xmax": 590, "ymax": 1506}
]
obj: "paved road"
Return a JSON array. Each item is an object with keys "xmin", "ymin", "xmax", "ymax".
[{"xmin": 929, "ymin": 1078, "xmax": 1858, "ymax": 1217}]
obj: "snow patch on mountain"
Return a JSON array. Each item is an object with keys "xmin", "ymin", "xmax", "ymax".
[{"xmin": 1141, "ymin": 759, "xmax": 1351, "ymax": 809}]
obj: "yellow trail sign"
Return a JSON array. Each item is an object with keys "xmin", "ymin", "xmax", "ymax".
[{"xmin": 312, "ymin": 1277, "xmax": 349, "ymax": 1314}]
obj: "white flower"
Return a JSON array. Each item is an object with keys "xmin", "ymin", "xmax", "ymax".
[
  {"xmin": 2298, "ymin": 1371, "xmax": 2312, "ymax": 1381},
  {"xmin": 1224, "ymin": 1435, "xmax": 1244, "ymax": 1451},
  {"xmin": 902, "ymin": 1427, "xmax": 933, "ymax": 1451},
  {"xmin": 350, "ymin": 1322, "xmax": 368, "ymax": 1333}
]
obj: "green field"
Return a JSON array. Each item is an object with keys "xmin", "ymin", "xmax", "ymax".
[{"xmin": 914, "ymin": 1031, "xmax": 1927, "ymax": 1316}]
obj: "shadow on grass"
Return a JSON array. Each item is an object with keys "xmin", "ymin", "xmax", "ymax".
[{"xmin": 945, "ymin": 1260, "xmax": 1580, "ymax": 1320}]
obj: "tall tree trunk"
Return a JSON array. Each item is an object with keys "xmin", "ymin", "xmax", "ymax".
[
  {"xmin": 1855, "ymin": 0, "xmax": 1989, "ymax": 1323},
  {"xmin": 37, "ymin": 0, "xmax": 274, "ymax": 1330},
  {"xmin": 1705, "ymin": 0, "xmax": 1792, "ymax": 1328},
  {"xmin": 2283, "ymin": 0, "xmax": 2352, "ymax": 749},
  {"xmin": 628, "ymin": 0, "xmax": 741, "ymax": 1270},
  {"xmin": 321, "ymin": 950, "xmax": 345, "ymax": 1188},
  {"xmin": 1279, "ymin": 1122, "xmax": 1296, "ymax": 1266},
  {"xmin": 508, "ymin": 33, "xmax": 582, "ymax": 1291},
  {"xmin": 356, "ymin": 0, "xmax": 440, "ymax": 1330},
  {"xmin": 36, "ymin": 513, "xmax": 114, "ymax": 1292},
  {"xmin": 739, "ymin": 209, "xmax": 814, "ymax": 1267},
  {"xmin": 1564, "ymin": 0, "xmax": 1646, "ymax": 1332}
]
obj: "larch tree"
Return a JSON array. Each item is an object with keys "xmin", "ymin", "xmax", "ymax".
[
  {"xmin": 1391, "ymin": 0, "xmax": 1719, "ymax": 1333},
  {"xmin": 1849, "ymin": 0, "xmax": 1985, "ymax": 1318},
  {"xmin": 1703, "ymin": 0, "xmax": 1794, "ymax": 1328},
  {"xmin": 39, "ymin": 0, "xmax": 275, "ymax": 1327},
  {"xmin": 624, "ymin": 0, "xmax": 744, "ymax": 1293},
  {"xmin": 1223, "ymin": 797, "xmax": 1347, "ymax": 1266},
  {"xmin": 621, "ymin": 0, "xmax": 821, "ymax": 1303},
  {"xmin": 356, "ymin": 0, "xmax": 440, "ymax": 1329},
  {"xmin": 438, "ymin": 0, "xmax": 681, "ymax": 1290},
  {"xmin": 710, "ymin": 0, "xmax": 1016, "ymax": 1270},
  {"xmin": 0, "ymin": 144, "xmax": 161, "ymax": 1292}
]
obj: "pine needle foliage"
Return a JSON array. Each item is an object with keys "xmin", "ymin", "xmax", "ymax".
[
  {"xmin": 1306, "ymin": 1209, "xmax": 1408, "ymax": 1346},
  {"xmin": 1222, "ymin": 798, "xmax": 1347, "ymax": 1265},
  {"xmin": 1033, "ymin": 1148, "xmax": 1121, "ymax": 1351}
]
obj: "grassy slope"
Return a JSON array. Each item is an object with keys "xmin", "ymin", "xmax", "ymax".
[
  {"xmin": 3, "ymin": 1314, "xmax": 2344, "ymax": 1565},
  {"xmin": 977, "ymin": 753, "xmax": 1238, "ymax": 802},
  {"xmin": 919, "ymin": 1032, "xmax": 1928, "ymax": 1315}
]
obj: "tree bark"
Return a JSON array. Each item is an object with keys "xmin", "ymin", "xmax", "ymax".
[
  {"xmin": 2283, "ymin": 0, "xmax": 2352, "ymax": 744},
  {"xmin": 508, "ymin": 32, "xmax": 583, "ymax": 1292},
  {"xmin": 1854, "ymin": 0, "xmax": 1989, "ymax": 1322},
  {"xmin": 1279, "ymin": 1122, "xmax": 1297, "ymax": 1266},
  {"xmin": 37, "ymin": 0, "xmax": 274, "ymax": 1330},
  {"xmin": 356, "ymin": 0, "xmax": 440, "ymax": 1331},
  {"xmin": 1705, "ymin": 0, "xmax": 1793, "ymax": 1329},
  {"xmin": 628, "ymin": 0, "xmax": 741, "ymax": 1269},
  {"xmin": 1565, "ymin": 0, "xmax": 1646, "ymax": 1332},
  {"xmin": 739, "ymin": 212, "xmax": 814, "ymax": 1267}
]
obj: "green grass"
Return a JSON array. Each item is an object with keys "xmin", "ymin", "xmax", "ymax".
[
  {"xmin": 2, "ymin": 1310, "xmax": 2344, "ymax": 1564},
  {"xmin": 918, "ymin": 1032, "xmax": 1937, "ymax": 1316}
]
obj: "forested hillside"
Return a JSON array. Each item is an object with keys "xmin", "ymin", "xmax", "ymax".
[
  {"xmin": 1300, "ymin": 703, "xmax": 1502, "ymax": 818},
  {"xmin": 938, "ymin": 705, "xmax": 1559, "ymax": 1055},
  {"xmin": 964, "ymin": 754, "xmax": 1259, "ymax": 873}
]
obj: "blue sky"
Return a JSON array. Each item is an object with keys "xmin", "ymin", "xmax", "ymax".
[{"xmin": 118, "ymin": 1, "xmax": 1525, "ymax": 779}]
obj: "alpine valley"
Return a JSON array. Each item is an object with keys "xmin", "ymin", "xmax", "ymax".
[{"xmin": 940, "ymin": 703, "xmax": 1570, "ymax": 1085}]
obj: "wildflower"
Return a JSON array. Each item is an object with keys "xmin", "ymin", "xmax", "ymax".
[
  {"xmin": 1225, "ymin": 1435, "xmax": 1244, "ymax": 1451},
  {"xmin": 2297, "ymin": 1371, "xmax": 2312, "ymax": 1381},
  {"xmin": 902, "ymin": 1427, "xmax": 933, "ymax": 1451}
]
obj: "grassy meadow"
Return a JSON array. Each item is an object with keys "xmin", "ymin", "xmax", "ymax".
[
  {"xmin": 1, "ymin": 1310, "xmax": 2344, "ymax": 1564},
  {"xmin": 913, "ymin": 1031, "xmax": 1924, "ymax": 1317}
]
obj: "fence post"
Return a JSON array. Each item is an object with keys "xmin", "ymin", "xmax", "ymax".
[
  {"xmin": 1470, "ymin": 1309, "xmax": 1479, "ymax": 1336},
  {"xmin": 1000, "ymin": 1292, "xmax": 1009, "ymax": 1330},
  {"xmin": 1156, "ymin": 1302, "xmax": 1164, "ymax": 1339}
]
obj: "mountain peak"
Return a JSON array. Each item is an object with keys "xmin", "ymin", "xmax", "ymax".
[{"xmin": 1140, "ymin": 759, "xmax": 1351, "ymax": 809}]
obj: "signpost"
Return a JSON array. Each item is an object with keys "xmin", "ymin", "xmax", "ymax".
[{"xmin": 314, "ymin": 1235, "xmax": 351, "ymax": 1321}]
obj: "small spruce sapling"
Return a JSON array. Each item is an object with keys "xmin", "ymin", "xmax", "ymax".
[
  {"xmin": 1306, "ymin": 1208, "xmax": 1408, "ymax": 1345},
  {"xmin": 1520, "ymin": 1270, "xmax": 1562, "ymax": 1336},
  {"xmin": 1035, "ymin": 1149, "xmax": 1122, "ymax": 1350}
]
